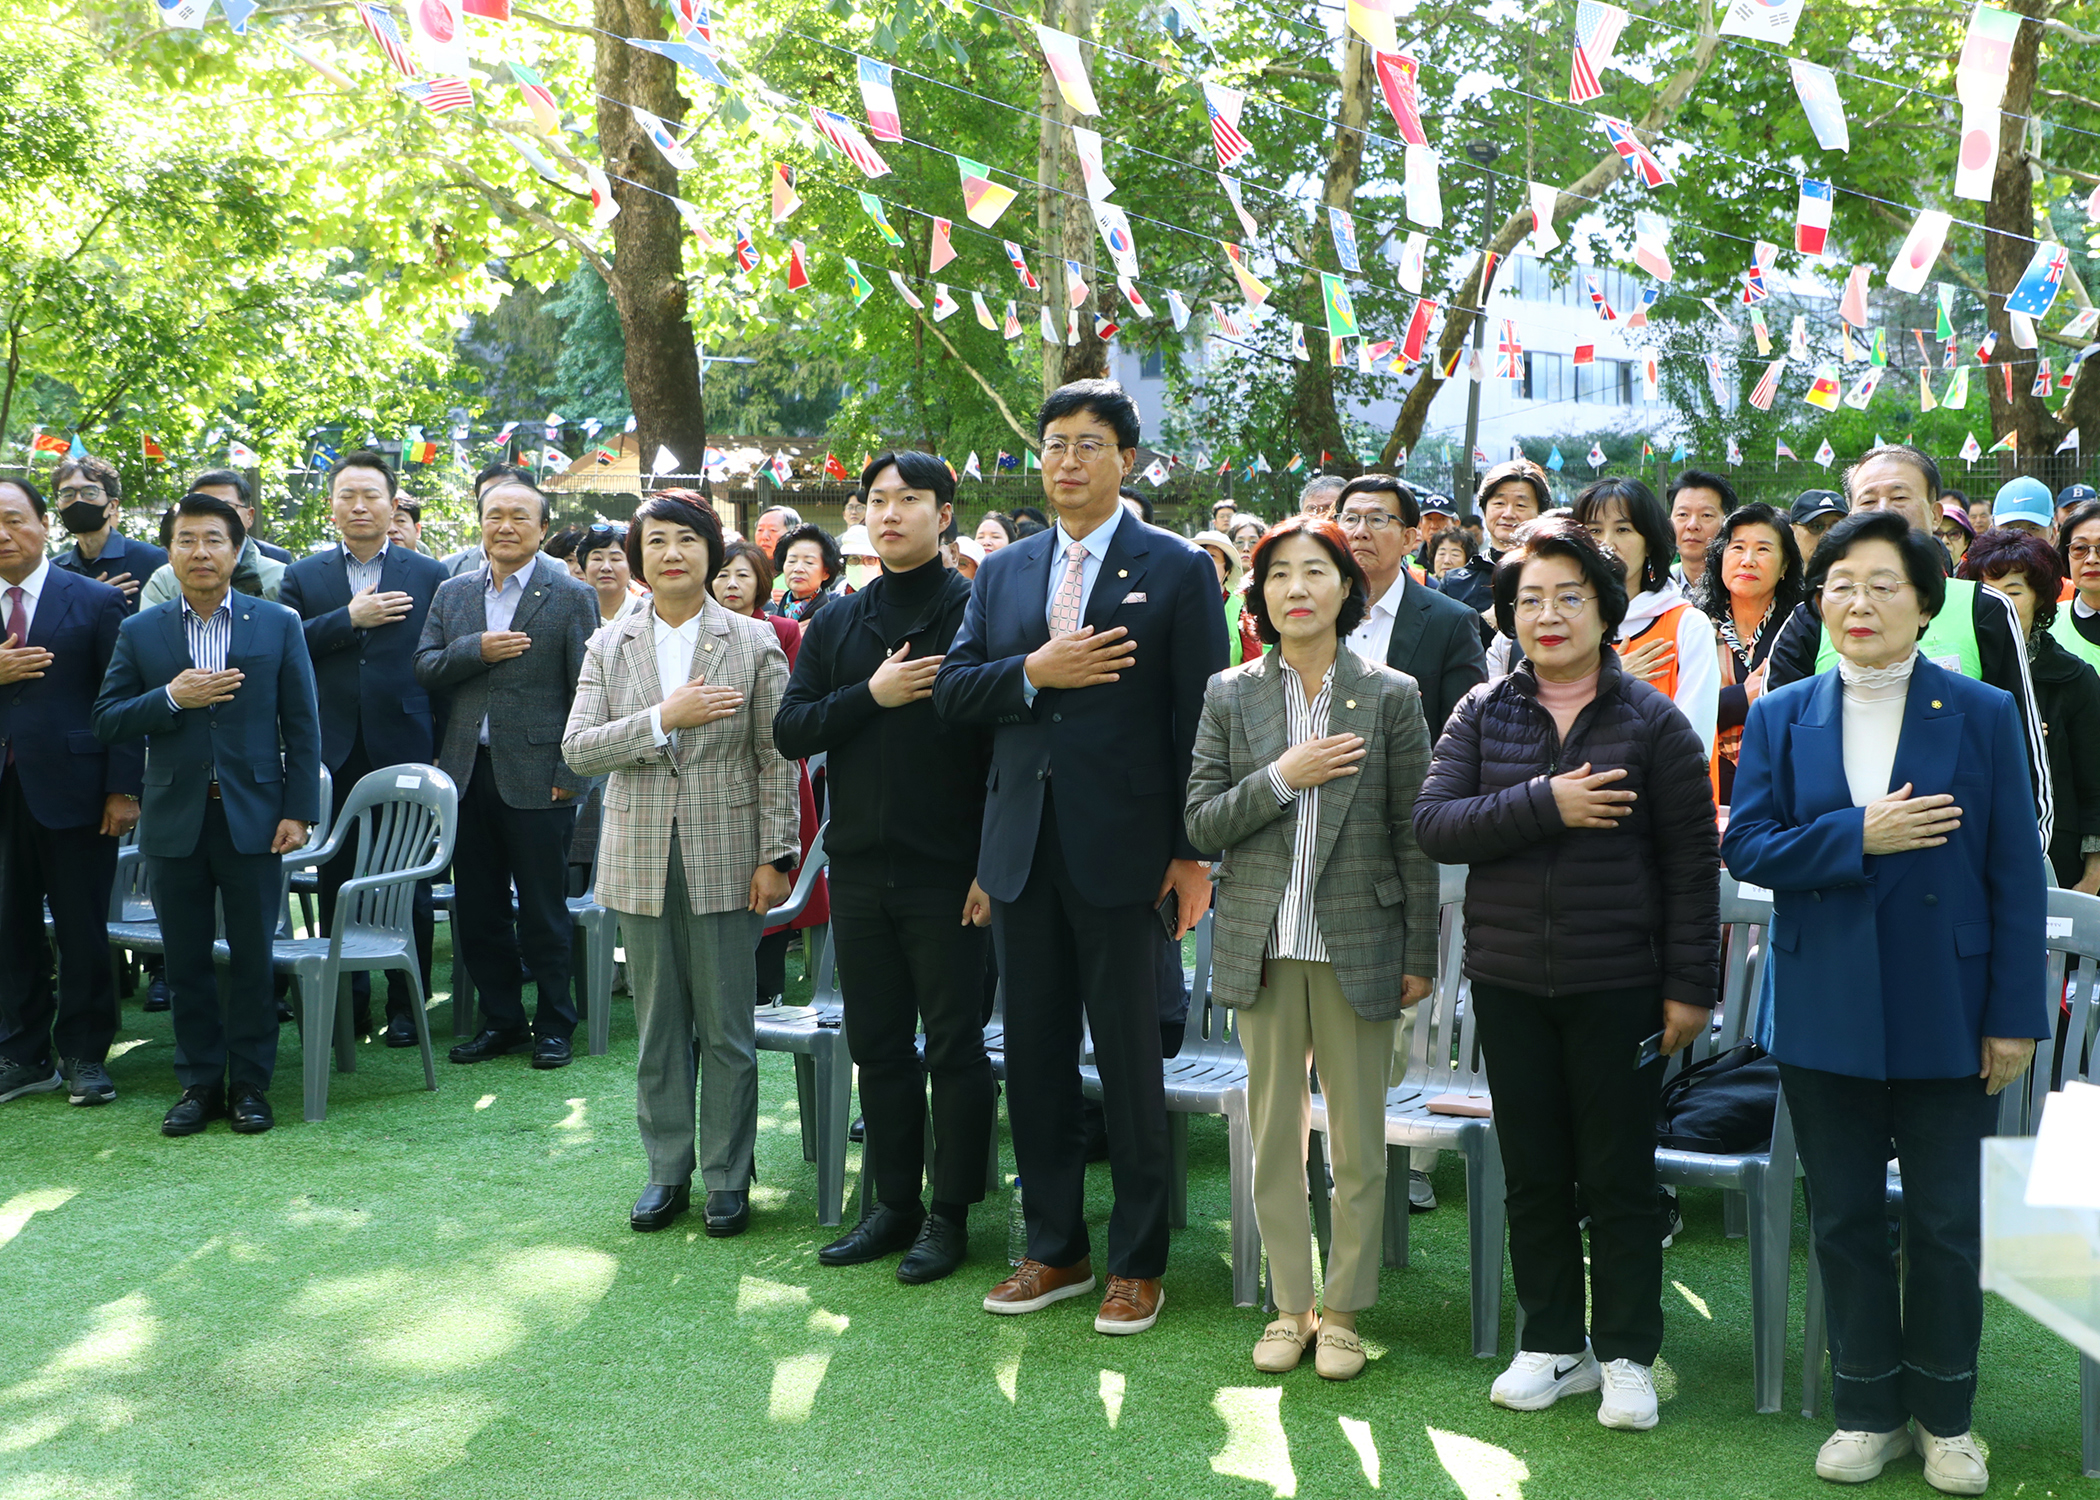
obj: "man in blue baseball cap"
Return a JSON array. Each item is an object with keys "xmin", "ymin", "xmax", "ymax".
[
  {"xmin": 2057, "ymin": 482, "xmax": 2098, "ymax": 531},
  {"xmin": 1993, "ymin": 475, "xmax": 2057, "ymax": 538}
]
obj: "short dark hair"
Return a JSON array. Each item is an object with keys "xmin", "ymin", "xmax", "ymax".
[
  {"xmin": 1493, "ymin": 514, "xmax": 1630, "ymax": 641},
  {"xmin": 1667, "ymin": 469, "xmax": 1739, "ymax": 513},
  {"xmin": 1700, "ymin": 503, "xmax": 1805, "ymax": 625},
  {"xmin": 1942, "ymin": 487, "xmax": 1971, "ymax": 511},
  {"xmin": 1229, "ymin": 514, "xmax": 1266, "ymax": 544},
  {"xmin": 1245, "ymin": 518, "xmax": 1370, "ymax": 645},
  {"xmin": 1570, "ymin": 476, "xmax": 1675, "ymax": 594},
  {"xmin": 546, "ymin": 526, "xmax": 584, "ymax": 561},
  {"xmin": 52, "ymin": 455, "xmax": 121, "ymax": 502},
  {"xmin": 479, "ymin": 474, "xmax": 549, "ymax": 526},
  {"xmin": 0, "ymin": 474, "xmax": 47, "ymax": 518},
  {"xmin": 578, "ymin": 521, "xmax": 627, "ymax": 561},
  {"xmin": 2058, "ymin": 500, "xmax": 2100, "ymax": 573},
  {"xmin": 1842, "ymin": 443, "xmax": 1942, "ymax": 506},
  {"xmin": 1428, "ymin": 529, "xmax": 1476, "ymax": 570},
  {"xmin": 394, "ymin": 497, "xmax": 423, "ymax": 524},
  {"xmin": 1037, "ymin": 378, "xmax": 1141, "ymax": 450},
  {"xmin": 1960, "ymin": 527, "xmax": 2064, "ymax": 633},
  {"xmin": 717, "ymin": 537, "xmax": 775, "ymax": 600},
  {"xmin": 1118, "ymin": 485, "xmax": 1156, "ymax": 525},
  {"xmin": 172, "ymin": 491, "xmax": 247, "ymax": 550},
  {"xmin": 473, "ymin": 461, "xmax": 533, "ymax": 496},
  {"xmin": 773, "ymin": 522, "xmax": 844, "ymax": 587},
  {"xmin": 1806, "ymin": 509, "xmax": 1948, "ymax": 623},
  {"xmin": 627, "ymin": 492, "xmax": 725, "ymax": 584},
  {"xmin": 190, "ymin": 468, "xmax": 252, "ymax": 506},
  {"xmin": 1338, "ymin": 473, "xmax": 1421, "ymax": 528},
  {"xmin": 976, "ymin": 511, "xmax": 1017, "ymax": 545},
  {"xmin": 325, "ymin": 449, "xmax": 398, "ymax": 499},
  {"xmin": 1475, "ymin": 457, "xmax": 1550, "ymax": 512},
  {"xmin": 1012, "ymin": 506, "xmax": 1048, "ymax": 529},
  {"xmin": 862, "ymin": 449, "xmax": 956, "ymax": 513}
]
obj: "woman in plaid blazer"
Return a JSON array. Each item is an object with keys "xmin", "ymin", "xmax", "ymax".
[
  {"xmin": 1185, "ymin": 516, "xmax": 1439, "ymax": 1382},
  {"xmin": 562, "ymin": 494, "xmax": 800, "ymax": 1239}
]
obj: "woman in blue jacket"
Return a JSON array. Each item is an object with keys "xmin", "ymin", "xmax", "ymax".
[{"xmin": 1722, "ymin": 509, "xmax": 2048, "ymax": 1497}]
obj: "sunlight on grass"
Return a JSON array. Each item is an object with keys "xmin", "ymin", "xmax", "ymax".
[
  {"xmin": 348, "ymin": 1246, "xmax": 616, "ymax": 1375},
  {"xmin": 1672, "ymin": 1280, "xmax": 1713, "ymax": 1320},
  {"xmin": 734, "ymin": 1277, "xmax": 846, "ymax": 1425},
  {"xmin": 284, "ymin": 1198, "xmax": 371, "ymax": 1231},
  {"xmin": 1338, "ymin": 1417, "xmax": 1379, "ymax": 1488},
  {"xmin": 993, "ymin": 1324, "xmax": 1024, "ymax": 1403},
  {"xmin": 768, "ymin": 1351, "xmax": 833, "ymax": 1424},
  {"xmin": 736, "ymin": 1275, "xmax": 810, "ymax": 1314},
  {"xmin": 1210, "ymin": 1386, "xmax": 1296, "ymax": 1497},
  {"xmin": 281, "ymin": 1393, "xmax": 501, "ymax": 1493},
  {"xmin": 106, "ymin": 1038, "xmax": 152, "ymax": 1059},
  {"xmin": 1426, "ymin": 1426, "xmax": 1528, "ymax": 1500},
  {"xmin": 474, "ymin": 1094, "xmax": 496, "ymax": 1110},
  {"xmin": 3, "ymin": 1294, "xmax": 158, "ymax": 1404},
  {"xmin": 1098, "ymin": 1369, "xmax": 1124, "ymax": 1429},
  {"xmin": 0, "ymin": 1189, "xmax": 78, "ymax": 1250},
  {"xmin": 555, "ymin": 1097, "xmax": 589, "ymax": 1131}
]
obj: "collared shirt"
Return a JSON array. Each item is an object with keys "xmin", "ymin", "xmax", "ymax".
[
  {"xmin": 478, "ymin": 556, "xmax": 534, "ymax": 746},
  {"xmin": 1265, "ymin": 659, "xmax": 1335, "ymax": 964},
  {"xmin": 343, "ymin": 540, "xmax": 390, "ymax": 598},
  {"xmin": 2, "ymin": 557, "xmax": 51, "ymax": 640},
  {"xmin": 1346, "ymin": 570, "xmax": 1406, "ymax": 667},
  {"xmin": 647, "ymin": 606, "xmax": 702, "ymax": 749},
  {"xmin": 164, "ymin": 592, "xmax": 233, "ymax": 713},
  {"xmin": 1023, "ymin": 504, "xmax": 1125, "ymax": 707}
]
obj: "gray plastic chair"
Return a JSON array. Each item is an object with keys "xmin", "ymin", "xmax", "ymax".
[
  {"xmin": 246, "ymin": 764, "xmax": 457, "ymax": 1123},
  {"xmin": 754, "ymin": 823, "xmax": 855, "ymax": 1225},
  {"xmin": 1310, "ymin": 863, "xmax": 1509, "ymax": 1357},
  {"xmin": 1801, "ymin": 885, "xmax": 2100, "ymax": 1422}
]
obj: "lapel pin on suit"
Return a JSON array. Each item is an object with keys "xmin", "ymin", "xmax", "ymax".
[
  {"xmin": 1346, "ymin": 700, "xmax": 1356, "ymax": 709},
  {"xmin": 1118, "ymin": 569, "xmax": 1128, "ymax": 578}
]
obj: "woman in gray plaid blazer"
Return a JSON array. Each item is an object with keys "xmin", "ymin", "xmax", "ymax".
[{"xmin": 1185, "ymin": 516, "xmax": 1439, "ymax": 1382}]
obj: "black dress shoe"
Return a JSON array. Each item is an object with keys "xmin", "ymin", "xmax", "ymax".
[
  {"xmin": 161, "ymin": 1083, "xmax": 225, "ymax": 1137},
  {"xmin": 896, "ymin": 1214, "xmax": 970, "ymax": 1285},
  {"xmin": 529, "ymin": 1035, "xmax": 573, "ymax": 1070},
  {"xmin": 703, "ymin": 1189, "xmax": 750, "ymax": 1238},
  {"xmin": 818, "ymin": 1202, "xmax": 925, "ymax": 1266},
  {"xmin": 276, "ymin": 998, "xmax": 295, "ymax": 1024},
  {"xmin": 848, "ymin": 1115, "xmax": 866, "ymax": 1143},
  {"xmin": 382, "ymin": 1015, "xmax": 419, "ymax": 1049},
  {"xmin": 630, "ymin": 1183, "xmax": 691, "ymax": 1231},
  {"xmin": 229, "ymin": 1086, "xmax": 274, "ymax": 1135},
  {"xmin": 448, "ymin": 1028, "xmax": 532, "ymax": 1064},
  {"xmin": 143, "ymin": 976, "xmax": 171, "ymax": 1013}
]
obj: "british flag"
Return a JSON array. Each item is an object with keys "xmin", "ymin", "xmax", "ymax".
[
  {"xmin": 1204, "ymin": 84, "xmax": 1253, "ymax": 170},
  {"xmin": 732, "ymin": 227, "xmax": 758, "ymax": 272},
  {"xmin": 356, "ymin": 2, "xmax": 419, "ymax": 78},
  {"xmin": 808, "ymin": 106, "xmax": 892, "ymax": 179},
  {"xmin": 1003, "ymin": 241, "xmax": 1039, "ymax": 291},
  {"xmin": 1568, "ymin": 0, "xmax": 1626, "ymax": 105},
  {"xmin": 1584, "ymin": 274, "xmax": 1617, "ymax": 323},
  {"xmin": 1495, "ymin": 319, "xmax": 1523, "ymax": 379},
  {"xmin": 397, "ymin": 76, "xmax": 472, "ymax": 113},
  {"xmin": 1597, "ymin": 116, "xmax": 1670, "ymax": 188}
]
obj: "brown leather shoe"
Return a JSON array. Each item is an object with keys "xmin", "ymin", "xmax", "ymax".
[
  {"xmin": 983, "ymin": 1258, "xmax": 1097, "ymax": 1315},
  {"xmin": 1094, "ymin": 1276, "xmax": 1164, "ymax": 1335}
]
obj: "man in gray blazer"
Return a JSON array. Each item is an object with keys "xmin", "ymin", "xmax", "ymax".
[{"xmin": 414, "ymin": 477, "xmax": 596, "ymax": 1070}]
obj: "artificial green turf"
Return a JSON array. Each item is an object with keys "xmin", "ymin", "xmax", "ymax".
[{"xmin": 2, "ymin": 937, "xmax": 2092, "ymax": 1500}]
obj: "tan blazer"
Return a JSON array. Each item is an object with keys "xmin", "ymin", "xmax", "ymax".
[{"xmin": 561, "ymin": 595, "xmax": 798, "ymax": 917}]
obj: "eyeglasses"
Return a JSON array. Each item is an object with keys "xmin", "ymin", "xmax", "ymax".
[
  {"xmin": 1039, "ymin": 438, "xmax": 1114, "ymax": 463},
  {"xmin": 55, "ymin": 486, "xmax": 106, "ymax": 503},
  {"xmin": 1336, "ymin": 509, "xmax": 1403, "ymax": 532},
  {"xmin": 1514, "ymin": 590, "xmax": 1596, "ymax": 618},
  {"xmin": 2069, "ymin": 542, "xmax": 2100, "ymax": 561},
  {"xmin": 1820, "ymin": 576, "xmax": 1912, "ymax": 605}
]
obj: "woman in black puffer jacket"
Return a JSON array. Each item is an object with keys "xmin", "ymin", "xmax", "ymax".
[{"xmin": 1415, "ymin": 515, "xmax": 1721, "ymax": 1433}]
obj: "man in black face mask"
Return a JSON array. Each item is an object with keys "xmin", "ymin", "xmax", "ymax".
[{"xmin": 50, "ymin": 458, "xmax": 166, "ymax": 617}]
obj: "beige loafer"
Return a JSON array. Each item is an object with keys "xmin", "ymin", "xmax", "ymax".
[
  {"xmin": 1315, "ymin": 1325, "xmax": 1367, "ymax": 1381},
  {"xmin": 1252, "ymin": 1317, "xmax": 1317, "ymax": 1373}
]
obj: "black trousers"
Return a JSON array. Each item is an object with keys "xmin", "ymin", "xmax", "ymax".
[
  {"xmin": 150, "ymin": 800, "xmax": 281, "ymax": 1090},
  {"xmin": 0, "ymin": 765, "xmax": 120, "ymax": 1068},
  {"xmin": 1474, "ymin": 979, "xmax": 1667, "ymax": 1365},
  {"xmin": 992, "ymin": 793, "xmax": 1171, "ymax": 1279},
  {"xmin": 832, "ymin": 873, "xmax": 995, "ymax": 1210},
  {"xmin": 1782, "ymin": 1062, "xmax": 1998, "ymax": 1437},
  {"xmin": 316, "ymin": 736, "xmax": 434, "ymax": 1019},
  {"xmin": 452, "ymin": 748, "xmax": 576, "ymax": 1039}
]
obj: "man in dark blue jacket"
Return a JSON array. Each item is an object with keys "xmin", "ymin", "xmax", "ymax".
[
  {"xmin": 93, "ymin": 492, "xmax": 322, "ymax": 1137},
  {"xmin": 279, "ymin": 451, "xmax": 450, "ymax": 1045},
  {"xmin": 0, "ymin": 476, "xmax": 139, "ymax": 1107},
  {"xmin": 49, "ymin": 455, "xmax": 166, "ymax": 614},
  {"xmin": 935, "ymin": 379, "xmax": 1227, "ymax": 1335}
]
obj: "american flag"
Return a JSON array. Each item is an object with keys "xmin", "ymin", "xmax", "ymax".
[
  {"xmin": 1495, "ymin": 319, "xmax": 1523, "ymax": 379},
  {"xmin": 398, "ymin": 76, "xmax": 472, "ymax": 113},
  {"xmin": 356, "ymin": 2, "xmax": 419, "ymax": 77},
  {"xmin": 1568, "ymin": 0, "xmax": 1626, "ymax": 104},
  {"xmin": 1204, "ymin": 84, "xmax": 1253, "ymax": 169},
  {"xmin": 1748, "ymin": 356, "xmax": 1785, "ymax": 411},
  {"xmin": 1597, "ymin": 116, "xmax": 1669, "ymax": 188},
  {"xmin": 808, "ymin": 106, "xmax": 892, "ymax": 179}
]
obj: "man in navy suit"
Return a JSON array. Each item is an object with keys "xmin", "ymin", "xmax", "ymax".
[
  {"xmin": 935, "ymin": 379, "xmax": 1227, "ymax": 1335},
  {"xmin": 0, "ymin": 476, "xmax": 139, "ymax": 1107},
  {"xmin": 94, "ymin": 493, "xmax": 322, "ymax": 1137},
  {"xmin": 191, "ymin": 470, "xmax": 293, "ymax": 564},
  {"xmin": 279, "ymin": 450, "xmax": 450, "ymax": 1045}
]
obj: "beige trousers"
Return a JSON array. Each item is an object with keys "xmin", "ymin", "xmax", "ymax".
[{"xmin": 1238, "ymin": 957, "xmax": 1396, "ymax": 1314}]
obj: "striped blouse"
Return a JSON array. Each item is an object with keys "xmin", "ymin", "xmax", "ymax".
[{"xmin": 1264, "ymin": 660, "xmax": 1334, "ymax": 963}]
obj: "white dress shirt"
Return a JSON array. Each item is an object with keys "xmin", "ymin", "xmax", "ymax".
[
  {"xmin": 647, "ymin": 607, "xmax": 702, "ymax": 748},
  {"xmin": 1346, "ymin": 569, "xmax": 1406, "ymax": 667},
  {"xmin": 1, "ymin": 557, "xmax": 51, "ymax": 640}
]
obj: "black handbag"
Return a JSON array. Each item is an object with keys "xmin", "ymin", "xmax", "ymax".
[{"xmin": 1656, "ymin": 1041, "xmax": 1779, "ymax": 1154}]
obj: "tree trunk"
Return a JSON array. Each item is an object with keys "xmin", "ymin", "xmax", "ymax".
[
  {"xmin": 596, "ymin": 0, "xmax": 710, "ymax": 477},
  {"xmin": 1286, "ymin": 33, "xmax": 1373, "ymax": 476},
  {"xmin": 1982, "ymin": 0, "xmax": 2063, "ymax": 480},
  {"xmin": 1034, "ymin": 0, "xmax": 1104, "ymax": 393}
]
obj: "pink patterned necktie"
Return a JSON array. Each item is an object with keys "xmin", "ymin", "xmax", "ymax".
[{"xmin": 1049, "ymin": 541, "xmax": 1088, "ymax": 638}]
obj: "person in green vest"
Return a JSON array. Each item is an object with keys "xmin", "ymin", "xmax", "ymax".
[
  {"xmin": 2053, "ymin": 498, "xmax": 2100, "ymax": 674},
  {"xmin": 1763, "ymin": 443, "xmax": 2052, "ymax": 848}
]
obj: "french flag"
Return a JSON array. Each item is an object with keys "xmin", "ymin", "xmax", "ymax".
[
  {"xmin": 1795, "ymin": 177, "xmax": 1833, "ymax": 256},
  {"xmin": 858, "ymin": 56, "xmax": 902, "ymax": 143}
]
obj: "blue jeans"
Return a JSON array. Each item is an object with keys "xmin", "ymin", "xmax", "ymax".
[{"xmin": 1781, "ymin": 1062, "xmax": 1998, "ymax": 1437}]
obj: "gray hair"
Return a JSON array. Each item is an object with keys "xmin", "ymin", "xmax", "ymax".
[
  {"xmin": 759, "ymin": 505, "xmax": 803, "ymax": 528},
  {"xmin": 1298, "ymin": 475, "xmax": 1346, "ymax": 509}
]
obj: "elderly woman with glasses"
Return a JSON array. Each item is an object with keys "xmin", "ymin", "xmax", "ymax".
[
  {"xmin": 1723, "ymin": 509, "xmax": 2047, "ymax": 1495},
  {"xmin": 1414, "ymin": 515, "xmax": 1720, "ymax": 1433}
]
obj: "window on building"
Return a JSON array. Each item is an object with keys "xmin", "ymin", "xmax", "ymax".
[
  {"xmin": 1523, "ymin": 351, "xmax": 1569, "ymax": 405},
  {"xmin": 1139, "ymin": 349, "xmax": 1165, "ymax": 379}
]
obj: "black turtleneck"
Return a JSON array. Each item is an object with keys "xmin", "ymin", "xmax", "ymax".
[{"xmin": 874, "ymin": 553, "xmax": 949, "ymax": 645}]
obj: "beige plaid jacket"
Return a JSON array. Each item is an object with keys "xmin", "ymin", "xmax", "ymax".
[{"xmin": 561, "ymin": 595, "xmax": 798, "ymax": 917}]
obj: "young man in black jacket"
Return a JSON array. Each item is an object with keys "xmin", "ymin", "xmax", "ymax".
[{"xmin": 774, "ymin": 450, "xmax": 995, "ymax": 1285}]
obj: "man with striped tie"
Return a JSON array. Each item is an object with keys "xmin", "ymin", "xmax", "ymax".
[{"xmin": 93, "ymin": 492, "xmax": 322, "ymax": 1138}]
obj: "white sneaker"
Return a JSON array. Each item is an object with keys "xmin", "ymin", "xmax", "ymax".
[
  {"xmin": 1597, "ymin": 1358, "xmax": 1660, "ymax": 1431},
  {"xmin": 1490, "ymin": 1346, "xmax": 1601, "ymax": 1410},
  {"xmin": 1407, "ymin": 1169, "xmax": 1437, "ymax": 1212},
  {"xmin": 1917, "ymin": 1428, "xmax": 1988, "ymax": 1496},
  {"xmin": 1814, "ymin": 1427, "xmax": 1913, "ymax": 1483}
]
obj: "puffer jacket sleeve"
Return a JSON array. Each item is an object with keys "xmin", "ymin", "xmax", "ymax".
[
  {"xmin": 1413, "ymin": 683, "xmax": 1565, "ymax": 866},
  {"xmin": 1643, "ymin": 690, "xmax": 1723, "ymax": 1008}
]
